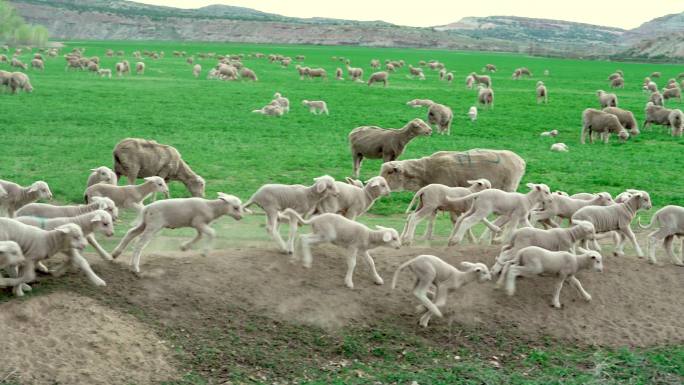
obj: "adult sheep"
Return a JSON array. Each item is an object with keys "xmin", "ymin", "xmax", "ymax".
[
  {"xmin": 602, "ymin": 107, "xmax": 639, "ymax": 136},
  {"xmin": 380, "ymin": 149, "xmax": 526, "ymax": 192},
  {"xmin": 113, "ymin": 138, "xmax": 206, "ymax": 197}
]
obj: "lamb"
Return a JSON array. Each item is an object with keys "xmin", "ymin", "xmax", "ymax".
[
  {"xmin": 111, "ymin": 193, "xmax": 245, "ymax": 273},
  {"xmin": 662, "ymin": 87, "xmax": 681, "ymax": 103},
  {"xmin": 465, "ymin": 75, "xmax": 474, "ymax": 89},
  {"xmin": 30, "ymin": 58, "xmax": 44, "ymax": 71},
  {"xmin": 445, "ymin": 72, "xmax": 454, "ymax": 83},
  {"xmin": 406, "ymin": 99, "xmax": 434, "ymax": 108},
  {"xmin": 483, "ymin": 64, "xmax": 496, "ymax": 72},
  {"xmin": 572, "ymin": 191, "xmax": 652, "ymax": 256},
  {"xmin": 385, "ymin": 63, "xmax": 395, "ymax": 72},
  {"xmin": 607, "ymin": 72, "xmax": 622, "ymax": 81},
  {"xmin": 370, "ymin": 59, "xmax": 380, "ymax": 69},
  {"xmin": 644, "ymin": 81, "xmax": 658, "ymax": 93},
  {"xmin": 282, "ymin": 209, "xmax": 401, "ymax": 289},
  {"xmin": 643, "ymin": 102, "xmax": 684, "ymax": 136},
  {"xmin": 335, "ymin": 67, "xmax": 343, "ymax": 80},
  {"xmin": 468, "ymin": 106, "xmax": 477, "ymax": 122},
  {"xmin": 503, "ymin": 246, "xmax": 603, "ymax": 308},
  {"xmin": 638, "ymin": 205, "xmax": 684, "ymax": 266},
  {"xmin": 530, "ymin": 192, "xmax": 613, "ymax": 228},
  {"xmin": 302, "ymin": 100, "xmax": 329, "ymax": 115},
  {"xmin": 447, "ymin": 183, "xmax": 553, "ymax": 245},
  {"xmin": 115, "ymin": 61, "xmax": 129, "ymax": 77},
  {"xmin": 550, "ymin": 143, "xmax": 568, "ymax": 152},
  {"xmin": 16, "ymin": 210, "xmax": 115, "ymax": 262},
  {"xmin": 400, "ymin": 179, "xmax": 492, "ymax": 245},
  {"xmin": 602, "ymin": 107, "xmax": 640, "ymax": 136},
  {"xmin": 240, "ymin": 68, "xmax": 258, "ymax": 81},
  {"xmin": 316, "ymin": 176, "xmax": 391, "ymax": 220},
  {"xmin": 367, "ymin": 71, "xmax": 389, "ymax": 87},
  {"xmin": 242, "ymin": 176, "xmax": 338, "ymax": 253},
  {"xmin": 86, "ymin": 166, "xmax": 117, "ymax": 188},
  {"xmin": 306, "ymin": 68, "xmax": 327, "ymax": 79},
  {"xmin": 597, "ymin": 90, "xmax": 618, "ymax": 108},
  {"xmin": 477, "ymin": 86, "xmax": 494, "ymax": 109},
  {"xmin": 273, "ymin": 92, "xmax": 290, "ymax": 112},
  {"xmin": 84, "ymin": 176, "xmax": 169, "ymax": 213},
  {"xmin": 427, "ymin": 103, "xmax": 453, "ymax": 135},
  {"xmin": 536, "ymin": 83, "xmax": 548, "ymax": 104},
  {"xmin": 192, "ymin": 64, "xmax": 201, "ymax": 78},
  {"xmin": 8, "ymin": 72, "xmax": 33, "ymax": 94},
  {"xmin": 392, "ymin": 256, "xmax": 490, "ymax": 327},
  {"xmin": 135, "ymin": 62, "xmax": 145, "ymax": 75},
  {"xmin": 10, "ymin": 58, "xmax": 27, "ymax": 70},
  {"xmin": 98, "ymin": 69, "xmax": 112, "ymax": 78},
  {"xmin": 0, "ymin": 241, "xmax": 26, "ymax": 288},
  {"xmin": 16, "ymin": 196, "xmax": 118, "ymax": 221},
  {"xmin": 469, "ymin": 72, "xmax": 491, "ymax": 88},
  {"xmin": 650, "ymin": 71, "xmax": 661, "ymax": 78},
  {"xmin": 348, "ymin": 118, "xmax": 432, "ymax": 178},
  {"xmin": 0, "ymin": 219, "xmax": 104, "ymax": 296},
  {"xmin": 408, "ymin": 65, "xmax": 424, "ymax": 79},
  {"xmin": 610, "ymin": 77, "xmax": 624, "ymax": 89},
  {"xmin": 649, "ymin": 91, "xmax": 664, "ymax": 106},
  {"xmin": 0, "ymin": 70, "xmax": 10, "ymax": 89},
  {"xmin": 541, "ymin": 129, "xmax": 559, "ymax": 137},
  {"xmin": 347, "ymin": 66, "xmax": 363, "ymax": 81},
  {"xmin": 252, "ymin": 102, "xmax": 284, "ymax": 117},
  {"xmin": 217, "ymin": 63, "xmax": 238, "ymax": 80},
  {"xmin": 113, "ymin": 138, "xmax": 206, "ymax": 197},
  {"xmin": 296, "ymin": 65, "xmax": 310, "ymax": 80},
  {"xmin": 0, "ymin": 180, "xmax": 52, "ymax": 218},
  {"xmin": 581, "ymin": 108, "xmax": 629, "ymax": 144}
]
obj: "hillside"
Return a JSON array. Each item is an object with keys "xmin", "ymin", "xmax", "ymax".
[{"xmin": 620, "ymin": 11, "xmax": 684, "ymax": 44}]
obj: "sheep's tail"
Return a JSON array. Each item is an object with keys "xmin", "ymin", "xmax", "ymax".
[
  {"xmin": 405, "ymin": 191, "xmax": 423, "ymax": 214},
  {"xmin": 391, "ymin": 257, "xmax": 415, "ymax": 289},
  {"xmin": 637, "ymin": 213, "xmax": 657, "ymax": 229},
  {"xmin": 281, "ymin": 208, "xmax": 311, "ymax": 226}
]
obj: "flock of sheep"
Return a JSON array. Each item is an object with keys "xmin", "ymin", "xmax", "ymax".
[{"xmin": 1, "ymin": 45, "xmax": 684, "ymax": 328}]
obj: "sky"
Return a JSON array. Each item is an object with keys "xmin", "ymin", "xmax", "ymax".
[{"xmin": 136, "ymin": 0, "xmax": 683, "ymax": 29}]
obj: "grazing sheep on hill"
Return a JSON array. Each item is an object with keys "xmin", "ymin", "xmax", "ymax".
[
  {"xmin": 367, "ymin": 71, "xmax": 389, "ymax": 87},
  {"xmin": 427, "ymin": 103, "xmax": 453, "ymax": 135},
  {"xmin": 483, "ymin": 64, "xmax": 496, "ymax": 72},
  {"xmin": 465, "ymin": 75, "xmax": 474, "ymax": 89},
  {"xmin": 597, "ymin": 90, "xmax": 617, "ymax": 108},
  {"xmin": 643, "ymin": 102, "xmax": 684, "ymax": 136},
  {"xmin": 610, "ymin": 77, "xmax": 624, "ymax": 89},
  {"xmin": 468, "ymin": 106, "xmax": 477, "ymax": 122},
  {"xmin": 370, "ymin": 59, "xmax": 380, "ymax": 69},
  {"xmin": 406, "ymin": 99, "xmax": 434, "ymax": 108},
  {"xmin": 651, "ymin": 71, "xmax": 661, "ymax": 78},
  {"xmin": 469, "ymin": 72, "xmax": 491, "ymax": 88},
  {"xmin": 135, "ymin": 62, "xmax": 145, "ymax": 75},
  {"xmin": 581, "ymin": 108, "xmax": 629, "ymax": 144},
  {"xmin": 649, "ymin": 91, "xmax": 664, "ymax": 106},
  {"xmin": 240, "ymin": 68, "xmax": 258, "ymax": 81},
  {"xmin": 98, "ymin": 69, "xmax": 112, "ymax": 78},
  {"xmin": 273, "ymin": 92, "xmax": 290, "ymax": 112},
  {"xmin": 644, "ymin": 81, "xmax": 658, "ymax": 93},
  {"xmin": 348, "ymin": 118, "xmax": 432, "ymax": 177},
  {"xmin": 662, "ymin": 87, "xmax": 681, "ymax": 103},
  {"xmin": 602, "ymin": 107, "xmax": 639, "ymax": 136},
  {"xmin": 445, "ymin": 72, "xmax": 454, "ymax": 83},
  {"xmin": 347, "ymin": 66, "xmax": 363, "ymax": 81},
  {"xmin": 30, "ymin": 58, "xmax": 44, "ymax": 71},
  {"xmin": 8, "ymin": 72, "xmax": 33, "ymax": 94},
  {"xmin": 335, "ymin": 67, "xmax": 343, "ymax": 80},
  {"xmin": 478, "ymin": 86, "xmax": 494, "ymax": 109},
  {"xmin": 306, "ymin": 67, "xmax": 327, "ymax": 79},
  {"xmin": 536, "ymin": 83, "xmax": 548, "ymax": 104}
]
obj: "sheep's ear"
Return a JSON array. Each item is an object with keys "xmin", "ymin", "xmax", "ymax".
[
  {"xmin": 91, "ymin": 213, "xmax": 103, "ymax": 222},
  {"xmin": 90, "ymin": 168, "xmax": 98, "ymax": 172},
  {"xmin": 526, "ymin": 183, "xmax": 534, "ymax": 189},
  {"xmin": 315, "ymin": 181, "xmax": 326, "ymax": 194},
  {"xmin": 56, "ymin": 226, "xmax": 71, "ymax": 234},
  {"xmin": 460, "ymin": 261, "xmax": 475, "ymax": 269},
  {"xmin": 217, "ymin": 192, "xmax": 230, "ymax": 202},
  {"xmin": 367, "ymin": 179, "xmax": 380, "ymax": 188},
  {"xmin": 382, "ymin": 231, "xmax": 392, "ymax": 242}
]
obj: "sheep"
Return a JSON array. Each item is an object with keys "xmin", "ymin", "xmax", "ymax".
[
  {"xmin": 348, "ymin": 118, "xmax": 432, "ymax": 178},
  {"xmin": 400, "ymin": 179, "xmax": 492, "ymax": 245},
  {"xmin": 8, "ymin": 72, "xmax": 33, "ymax": 94},
  {"xmin": 650, "ymin": 71, "xmax": 661, "ymax": 78},
  {"xmin": 302, "ymin": 100, "xmax": 328, "ymax": 115},
  {"xmin": 98, "ymin": 69, "xmax": 112, "ymax": 78},
  {"xmin": 543, "ymin": 69, "xmax": 550, "ymax": 76},
  {"xmin": 610, "ymin": 77, "xmax": 624, "ymax": 89},
  {"xmin": 597, "ymin": 90, "xmax": 618, "ymax": 108},
  {"xmin": 408, "ymin": 65, "xmax": 424, "ymax": 79},
  {"xmin": 0, "ymin": 219, "xmax": 104, "ymax": 296},
  {"xmin": 16, "ymin": 210, "xmax": 115, "ymax": 262},
  {"xmin": 367, "ymin": 71, "xmax": 389, "ymax": 87},
  {"xmin": 347, "ymin": 66, "xmax": 363, "ymax": 81},
  {"xmin": 115, "ymin": 61, "xmax": 129, "ymax": 77},
  {"xmin": 541, "ymin": 129, "xmax": 559, "ymax": 137},
  {"xmin": 492, "ymin": 220, "xmax": 597, "ymax": 285},
  {"xmin": 649, "ymin": 91, "xmax": 664, "ymax": 106},
  {"xmin": 217, "ymin": 63, "xmax": 238, "ymax": 80},
  {"xmin": 608, "ymin": 73, "xmax": 622, "ymax": 81},
  {"xmin": 465, "ymin": 75, "xmax": 474, "ymax": 89},
  {"xmin": 445, "ymin": 72, "xmax": 454, "ymax": 83},
  {"xmin": 282, "ymin": 209, "xmax": 401, "ymax": 289},
  {"xmin": 306, "ymin": 68, "xmax": 327, "ymax": 79},
  {"xmin": 113, "ymin": 138, "xmax": 206, "ymax": 197},
  {"xmin": 335, "ymin": 67, "xmax": 343, "ymax": 80},
  {"xmin": 242, "ymin": 176, "xmax": 338, "ymax": 254},
  {"xmin": 192, "ymin": 64, "xmax": 201, "ymax": 78},
  {"xmin": 638, "ymin": 205, "xmax": 684, "ymax": 266},
  {"xmin": 530, "ymin": 192, "xmax": 613, "ymax": 228},
  {"xmin": 662, "ymin": 87, "xmax": 681, "ymax": 103},
  {"xmin": 406, "ymin": 99, "xmax": 434, "ymax": 108},
  {"xmin": 477, "ymin": 86, "xmax": 494, "ymax": 109},
  {"xmin": 370, "ymin": 59, "xmax": 380, "ymax": 69},
  {"xmin": 572, "ymin": 191, "xmax": 652, "ymax": 257},
  {"xmin": 135, "ymin": 62, "xmax": 145, "ymax": 75},
  {"xmin": 0, "ymin": 70, "xmax": 10, "ymax": 90},
  {"xmin": 447, "ymin": 183, "xmax": 553, "ymax": 245},
  {"xmin": 469, "ymin": 72, "xmax": 491, "ymax": 88},
  {"xmin": 643, "ymin": 102, "xmax": 684, "ymax": 136},
  {"xmin": 240, "ymin": 67, "xmax": 258, "ymax": 81},
  {"xmin": 86, "ymin": 166, "xmax": 117, "ymax": 188},
  {"xmin": 252, "ymin": 102, "xmax": 284, "ymax": 117},
  {"xmin": 550, "ymin": 143, "xmax": 568, "ymax": 152},
  {"xmin": 111, "ymin": 193, "xmax": 245, "ymax": 273},
  {"xmin": 392, "ymin": 256, "xmax": 490, "ymax": 327},
  {"xmin": 84, "ymin": 177, "xmax": 169, "ymax": 213},
  {"xmin": 385, "ymin": 63, "xmax": 395, "ymax": 72},
  {"xmin": 273, "ymin": 92, "xmax": 290, "ymax": 112},
  {"xmin": 503, "ymin": 246, "xmax": 603, "ymax": 308},
  {"xmin": 16, "ymin": 196, "xmax": 118, "ymax": 221},
  {"xmin": 295, "ymin": 65, "xmax": 310, "ymax": 80},
  {"xmin": 666, "ymin": 79, "xmax": 678, "ymax": 89},
  {"xmin": 536, "ymin": 83, "xmax": 548, "ymax": 104},
  {"xmin": 644, "ymin": 81, "xmax": 658, "ymax": 93},
  {"xmin": 0, "ymin": 241, "xmax": 26, "ymax": 288},
  {"xmin": 10, "ymin": 58, "xmax": 27, "ymax": 70},
  {"xmin": 427, "ymin": 103, "xmax": 453, "ymax": 135},
  {"xmin": 483, "ymin": 64, "xmax": 496, "ymax": 72},
  {"xmin": 468, "ymin": 106, "xmax": 477, "ymax": 122},
  {"xmin": 316, "ymin": 176, "xmax": 390, "ymax": 220},
  {"xmin": 602, "ymin": 107, "xmax": 640, "ymax": 136},
  {"xmin": 30, "ymin": 58, "xmax": 44, "ymax": 71},
  {"xmin": 0, "ymin": 180, "xmax": 52, "ymax": 218},
  {"xmin": 581, "ymin": 108, "xmax": 629, "ymax": 144}
]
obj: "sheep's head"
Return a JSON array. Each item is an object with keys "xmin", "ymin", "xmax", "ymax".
[
  {"xmin": 631, "ymin": 191, "xmax": 652, "ymax": 211},
  {"xmin": 461, "ymin": 262, "xmax": 492, "ymax": 282},
  {"xmin": 313, "ymin": 175, "xmax": 338, "ymax": 197},
  {"xmin": 0, "ymin": 241, "xmax": 24, "ymax": 267},
  {"xmin": 573, "ymin": 220, "xmax": 596, "ymax": 238},
  {"xmin": 586, "ymin": 251, "xmax": 603, "ymax": 273},
  {"xmin": 408, "ymin": 118, "xmax": 432, "ymax": 136},
  {"xmin": 218, "ymin": 193, "xmax": 245, "ymax": 220},
  {"xmin": 29, "ymin": 181, "xmax": 52, "ymax": 200},
  {"xmin": 467, "ymin": 179, "xmax": 491, "ymax": 192},
  {"xmin": 188, "ymin": 176, "xmax": 206, "ymax": 198},
  {"xmin": 92, "ymin": 167, "xmax": 115, "ymax": 184},
  {"xmin": 618, "ymin": 129, "xmax": 630, "ymax": 142},
  {"xmin": 596, "ymin": 192, "xmax": 614, "ymax": 206},
  {"xmin": 365, "ymin": 176, "xmax": 391, "ymax": 198},
  {"xmin": 375, "ymin": 225, "xmax": 401, "ymax": 249},
  {"xmin": 91, "ymin": 210, "xmax": 114, "ymax": 237},
  {"xmin": 92, "ymin": 196, "xmax": 119, "ymax": 221},
  {"xmin": 144, "ymin": 176, "xmax": 170, "ymax": 198},
  {"xmin": 380, "ymin": 162, "xmax": 417, "ymax": 192},
  {"xmin": 56, "ymin": 223, "xmax": 87, "ymax": 251},
  {"xmin": 526, "ymin": 183, "xmax": 552, "ymax": 204}
]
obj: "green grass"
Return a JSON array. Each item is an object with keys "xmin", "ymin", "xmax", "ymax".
[{"xmin": 1, "ymin": 41, "xmax": 683, "ymax": 384}]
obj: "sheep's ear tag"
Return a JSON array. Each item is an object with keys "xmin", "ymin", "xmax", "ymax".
[{"xmin": 382, "ymin": 231, "xmax": 392, "ymax": 242}]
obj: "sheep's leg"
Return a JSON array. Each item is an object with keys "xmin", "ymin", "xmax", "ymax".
[
  {"xmin": 125, "ymin": 169, "xmax": 139, "ymax": 185},
  {"xmin": 112, "ymin": 222, "xmax": 145, "ymax": 258},
  {"xmin": 501, "ymin": 217, "xmax": 521, "ymax": 244},
  {"xmin": 663, "ymin": 234, "xmax": 684, "ymax": 266},
  {"xmin": 11, "ymin": 260, "xmax": 35, "ymax": 297},
  {"xmin": 198, "ymin": 223, "xmax": 216, "ymax": 257},
  {"xmin": 568, "ymin": 276, "xmax": 592, "ymax": 301},
  {"xmin": 36, "ymin": 261, "xmax": 49, "ymax": 273},
  {"xmin": 265, "ymin": 211, "xmax": 288, "ymax": 253},
  {"xmin": 413, "ymin": 275, "xmax": 442, "ymax": 322},
  {"xmin": 421, "ymin": 211, "xmax": 438, "ymax": 240},
  {"xmin": 620, "ymin": 226, "xmax": 644, "ymax": 257},
  {"xmin": 180, "ymin": 229, "xmax": 203, "ymax": 251},
  {"xmin": 67, "ymin": 249, "xmax": 106, "ymax": 286},
  {"xmin": 480, "ymin": 216, "xmax": 509, "ymax": 245},
  {"xmin": 130, "ymin": 227, "xmax": 161, "ymax": 274},
  {"xmin": 448, "ymin": 209, "xmax": 487, "ymax": 245},
  {"xmin": 401, "ymin": 209, "xmax": 426, "ymax": 244},
  {"xmin": 505, "ymin": 262, "xmax": 542, "ymax": 296},
  {"xmin": 352, "ymin": 154, "xmax": 363, "ymax": 178},
  {"xmin": 344, "ymin": 247, "xmax": 359, "ymax": 289},
  {"xmin": 362, "ymin": 250, "xmax": 383, "ymax": 285},
  {"xmin": 286, "ymin": 216, "xmax": 299, "ymax": 255},
  {"xmin": 299, "ymin": 233, "xmax": 326, "ymax": 268},
  {"xmin": 87, "ymin": 234, "xmax": 113, "ymax": 261},
  {"xmin": 551, "ymin": 277, "xmax": 566, "ymax": 308}
]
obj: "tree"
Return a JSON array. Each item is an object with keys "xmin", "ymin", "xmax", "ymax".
[{"xmin": 0, "ymin": 0, "xmax": 49, "ymax": 46}]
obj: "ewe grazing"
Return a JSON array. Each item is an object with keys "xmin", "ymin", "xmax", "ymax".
[
  {"xmin": 392, "ymin": 255, "xmax": 490, "ymax": 327},
  {"xmin": 367, "ymin": 71, "xmax": 389, "ymax": 87},
  {"xmin": 602, "ymin": 107, "xmax": 640, "ymax": 136},
  {"xmin": 581, "ymin": 108, "xmax": 629, "ymax": 144},
  {"xmin": 477, "ymin": 86, "xmax": 494, "ymax": 109},
  {"xmin": 638, "ymin": 205, "xmax": 684, "ymax": 266},
  {"xmin": 283, "ymin": 209, "xmax": 401, "ymax": 289},
  {"xmin": 8, "ymin": 72, "xmax": 33, "ymax": 94},
  {"xmin": 643, "ymin": 102, "xmax": 684, "ymax": 136},
  {"xmin": 348, "ymin": 118, "xmax": 432, "ymax": 178},
  {"xmin": 536, "ymin": 81, "xmax": 548, "ymax": 104}
]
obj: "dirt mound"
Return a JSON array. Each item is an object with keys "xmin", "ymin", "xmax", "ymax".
[{"xmin": 0, "ymin": 292, "xmax": 177, "ymax": 385}]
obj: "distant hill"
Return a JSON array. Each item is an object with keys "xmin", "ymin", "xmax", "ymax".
[{"xmin": 620, "ymin": 11, "xmax": 684, "ymax": 44}]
